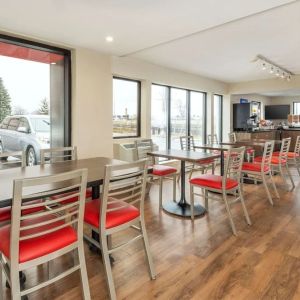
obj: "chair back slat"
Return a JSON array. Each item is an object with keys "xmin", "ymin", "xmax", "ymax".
[
  {"xmin": 40, "ymin": 146, "xmax": 77, "ymax": 165},
  {"xmin": 223, "ymin": 146, "xmax": 245, "ymax": 186},
  {"xmin": 228, "ymin": 132, "xmax": 237, "ymax": 143},
  {"xmin": 0, "ymin": 151, "xmax": 26, "ymax": 169},
  {"xmin": 279, "ymin": 138, "xmax": 291, "ymax": 162},
  {"xmin": 10, "ymin": 168, "xmax": 87, "ymax": 263},
  {"xmin": 134, "ymin": 139, "xmax": 155, "ymax": 166},
  {"xmin": 180, "ymin": 136, "xmax": 195, "ymax": 151},
  {"xmin": 261, "ymin": 141, "xmax": 274, "ymax": 168},
  {"xmin": 100, "ymin": 160, "xmax": 147, "ymax": 229},
  {"xmin": 207, "ymin": 134, "xmax": 219, "ymax": 144},
  {"xmin": 294, "ymin": 136, "xmax": 300, "ymax": 155}
]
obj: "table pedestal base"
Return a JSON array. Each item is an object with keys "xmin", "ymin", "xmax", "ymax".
[{"xmin": 162, "ymin": 202, "xmax": 206, "ymax": 217}]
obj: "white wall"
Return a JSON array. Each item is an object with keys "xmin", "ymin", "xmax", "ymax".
[{"xmin": 269, "ymin": 96, "xmax": 300, "ymax": 112}]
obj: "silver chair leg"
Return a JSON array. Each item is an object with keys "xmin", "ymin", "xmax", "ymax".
[
  {"xmin": 190, "ymin": 185, "xmax": 194, "ymax": 221},
  {"xmin": 140, "ymin": 220, "xmax": 156, "ymax": 280},
  {"xmin": 205, "ymin": 190, "xmax": 209, "ymax": 211},
  {"xmin": 238, "ymin": 186, "xmax": 251, "ymax": 225},
  {"xmin": 100, "ymin": 233, "xmax": 117, "ymax": 300},
  {"xmin": 295, "ymin": 158, "xmax": 300, "ymax": 176},
  {"xmin": 279, "ymin": 164, "xmax": 288, "ymax": 187},
  {"xmin": 10, "ymin": 268, "xmax": 21, "ymax": 300},
  {"xmin": 158, "ymin": 177, "xmax": 163, "ymax": 209},
  {"xmin": 222, "ymin": 191, "xmax": 237, "ymax": 235},
  {"xmin": 262, "ymin": 173, "xmax": 274, "ymax": 206},
  {"xmin": 173, "ymin": 174, "xmax": 176, "ymax": 202},
  {"xmin": 285, "ymin": 164, "xmax": 295, "ymax": 189},
  {"xmin": 269, "ymin": 172, "xmax": 279, "ymax": 199},
  {"xmin": 78, "ymin": 242, "xmax": 91, "ymax": 300}
]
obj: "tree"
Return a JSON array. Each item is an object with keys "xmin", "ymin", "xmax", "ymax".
[
  {"xmin": 0, "ymin": 77, "xmax": 12, "ymax": 122},
  {"xmin": 38, "ymin": 98, "xmax": 49, "ymax": 115},
  {"xmin": 13, "ymin": 105, "xmax": 28, "ymax": 115}
]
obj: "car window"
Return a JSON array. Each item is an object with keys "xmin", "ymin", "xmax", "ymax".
[
  {"xmin": 0, "ymin": 117, "xmax": 10, "ymax": 129},
  {"xmin": 29, "ymin": 117, "xmax": 50, "ymax": 133},
  {"xmin": 7, "ymin": 118, "xmax": 20, "ymax": 131},
  {"xmin": 18, "ymin": 118, "xmax": 30, "ymax": 132}
]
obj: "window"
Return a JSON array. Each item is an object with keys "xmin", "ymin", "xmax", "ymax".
[
  {"xmin": 151, "ymin": 84, "xmax": 206, "ymax": 150},
  {"xmin": 293, "ymin": 102, "xmax": 300, "ymax": 114},
  {"xmin": 113, "ymin": 77, "xmax": 141, "ymax": 138},
  {"xmin": 213, "ymin": 94, "xmax": 223, "ymax": 142}
]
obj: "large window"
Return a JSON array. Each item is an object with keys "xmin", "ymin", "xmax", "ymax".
[
  {"xmin": 213, "ymin": 94, "xmax": 223, "ymax": 142},
  {"xmin": 293, "ymin": 102, "xmax": 300, "ymax": 114},
  {"xmin": 0, "ymin": 34, "xmax": 71, "ymax": 165},
  {"xmin": 113, "ymin": 77, "xmax": 141, "ymax": 138},
  {"xmin": 151, "ymin": 84, "xmax": 206, "ymax": 150}
]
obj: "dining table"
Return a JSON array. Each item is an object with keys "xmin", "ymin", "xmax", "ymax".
[{"xmin": 147, "ymin": 149, "xmax": 220, "ymax": 218}]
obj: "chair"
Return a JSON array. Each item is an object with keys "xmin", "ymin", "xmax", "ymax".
[
  {"xmin": 134, "ymin": 139, "xmax": 177, "ymax": 209},
  {"xmin": 241, "ymin": 141, "xmax": 279, "ymax": 206},
  {"xmin": 273, "ymin": 135, "xmax": 300, "ymax": 175},
  {"xmin": 207, "ymin": 134, "xmax": 219, "ymax": 144},
  {"xmin": 228, "ymin": 132, "xmax": 255, "ymax": 162},
  {"xmin": 179, "ymin": 136, "xmax": 214, "ymax": 178},
  {"xmin": 189, "ymin": 146, "xmax": 251, "ymax": 235},
  {"xmin": 0, "ymin": 169, "xmax": 91, "ymax": 299},
  {"xmin": 83, "ymin": 160, "xmax": 156, "ymax": 300},
  {"xmin": 41, "ymin": 146, "xmax": 92, "ymax": 201},
  {"xmin": 254, "ymin": 138, "xmax": 295, "ymax": 189}
]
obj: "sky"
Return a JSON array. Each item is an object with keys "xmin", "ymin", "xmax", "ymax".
[{"xmin": 0, "ymin": 55, "xmax": 50, "ymax": 114}]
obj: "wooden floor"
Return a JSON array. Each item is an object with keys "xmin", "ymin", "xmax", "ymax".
[{"xmin": 3, "ymin": 167, "xmax": 300, "ymax": 299}]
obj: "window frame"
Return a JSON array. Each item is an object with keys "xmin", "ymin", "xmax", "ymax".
[
  {"xmin": 293, "ymin": 101, "xmax": 300, "ymax": 114},
  {"xmin": 151, "ymin": 83, "xmax": 207, "ymax": 149},
  {"xmin": 112, "ymin": 76, "xmax": 141, "ymax": 139},
  {"xmin": 0, "ymin": 33, "xmax": 72, "ymax": 146},
  {"xmin": 214, "ymin": 94, "xmax": 223, "ymax": 142}
]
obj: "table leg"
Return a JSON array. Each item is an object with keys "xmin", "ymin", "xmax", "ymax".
[
  {"xmin": 220, "ymin": 151, "xmax": 224, "ymax": 176},
  {"xmin": 162, "ymin": 160, "xmax": 206, "ymax": 217},
  {"xmin": 90, "ymin": 185, "xmax": 100, "ymax": 253}
]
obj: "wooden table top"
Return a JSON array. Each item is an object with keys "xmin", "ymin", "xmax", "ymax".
[
  {"xmin": 194, "ymin": 144, "xmax": 233, "ymax": 151},
  {"xmin": 0, "ymin": 157, "xmax": 123, "ymax": 207},
  {"xmin": 221, "ymin": 139, "xmax": 282, "ymax": 147},
  {"xmin": 147, "ymin": 149, "xmax": 220, "ymax": 163}
]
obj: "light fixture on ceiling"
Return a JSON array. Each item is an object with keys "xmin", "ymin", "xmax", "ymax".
[
  {"xmin": 105, "ymin": 36, "xmax": 114, "ymax": 43},
  {"xmin": 255, "ymin": 55, "xmax": 293, "ymax": 81}
]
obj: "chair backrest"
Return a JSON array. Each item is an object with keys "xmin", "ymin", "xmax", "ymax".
[
  {"xmin": 223, "ymin": 146, "xmax": 245, "ymax": 187},
  {"xmin": 228, "ymin": 132, "xmax": 237, "ymax": 143},
  {"xmin": 10, "ymin": 168, "xmax": 87, "ymax": 265},
  {"xmin": 294, "ymin": 136, "xmax": 300, "ymax": 155},
  {"xmin": 279, "ymin": 138, "xmax": 291, "ymax": 162},
  {"xmin": 180, "ymin": 136, "xmax": 195, "ymax": 151},
  {"xmin": 0, "ymin": 151, "xmax": 26, "ymax": 169},
  {"xmin": 40, "ymin": 146, "xmax": 77, "ymax": 165},
  {"xmin": 134, "ymin": 139, "xmax": 155, "ymax": 166},
  {"xmin": 207, "ymin": 134, "xmax": 218, "ymax": 144},
  {"xmin": 100, "ymin": 160, "xmax": 147, "ymax": 233},
  {"xmin": 261, "ymin": 141, "xmax": 275, "ymax": 169}
]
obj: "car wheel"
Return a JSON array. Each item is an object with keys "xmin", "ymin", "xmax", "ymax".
[
  {"xmin": 0, "ymin": 142, "xmax": 7, "ymax": 161},
  {"xmin": 26, "ymin": 147, "xmax": 36, "ymax": 166}
]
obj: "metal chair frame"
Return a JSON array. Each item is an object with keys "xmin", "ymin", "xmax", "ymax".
[
  {"xmin": 0, "ymin": 169, "xmax": 91, "ymax": 300},
  {"xmin": 40, "ymin": 146, "xmax": 77, "ymax": 165},
  {"xmin": 83, "ymin": 160, "xmax": 156, "ymax": 300},
  {"xmin": 228, "ymin": 132, "xmax": 254, "ymax": 162},
  {"xmin": 287, "ymin": 135, "xmax": 300, "ymax": 175},
  {"xmin": 0, "ymin": 151, "xmax": 26, "ymax": 169},
  {"xmin": 242, "ymin": 141, "xmax": 279, "ymax": 206},
  {"xmin": 190, "ymin": 147, "xmax": 251, "ymax": 235}
]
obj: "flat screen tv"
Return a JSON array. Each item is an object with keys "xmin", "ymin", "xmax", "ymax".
[{"xmin": 265, "ymin": 105, "xmax": 290, "ymax": 120}]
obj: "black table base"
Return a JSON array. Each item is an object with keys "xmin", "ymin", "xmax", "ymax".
[{"xmin": 163, "ymin": 202, "xmax": 206, "ymax": 217}]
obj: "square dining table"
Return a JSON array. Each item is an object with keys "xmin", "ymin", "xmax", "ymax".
[{"xmin": 147, "ymin": 149, "xmax": 220, "ymax": 218}]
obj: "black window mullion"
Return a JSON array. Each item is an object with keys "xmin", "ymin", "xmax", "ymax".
[
  {"xmin": 187, "ymin": 91, "xmax": 191, "ymax": 136},
  {"xmin": 167, "ymin": 87, "xmax": 171, "ymax": 149},
  {"xmin": 203, "ymin": 93, "xmax": 207, "ymax": 144}
]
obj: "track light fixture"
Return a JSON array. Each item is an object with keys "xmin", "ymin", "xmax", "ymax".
[{"xmin": 255, "ymin": 55, "xmax": 293, "ymax": 81}]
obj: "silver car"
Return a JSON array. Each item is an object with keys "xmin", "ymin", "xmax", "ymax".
[{"xmin": 0, "ymin": 115, "xmax": 50, "ymax": 165}]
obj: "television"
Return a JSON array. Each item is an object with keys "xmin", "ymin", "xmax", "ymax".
[{"xmin": 265, "ymin": 105, "xmax": 290, "ymax": 120}]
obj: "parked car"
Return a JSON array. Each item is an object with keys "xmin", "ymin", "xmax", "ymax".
[{"xmin": 0, "ymin": 115, "xmax": 50, "ymax": 166}]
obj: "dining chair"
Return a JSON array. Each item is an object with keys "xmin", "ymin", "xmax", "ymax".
[
  {"xmin": 0, "ymin": 169, "xmax": 91, "ymax": 300},
  {"xmin": 189, "ymin": 146, "xmax": 251, "ymax": 235},
  {"xmin": 207, "ymin": 134, "xmax": 219, "ymax": 144},
  {"xmin": 179, "ymin": 136, "xmax": 214, "ymax": 178},
  {"xmin": 83, "ymin": 160, "xmax": 156, "ymax": 300},
  {"xmin": 242, "ymin": 141, "xmax": 279, "ymax": 205},
  {"xmin": 273, "ymin": 135, "xmax": 300, "ymax": 175},
  {"xmin": 134, "ymin": 139, "xmax": 177, "ymax": 209},
  {"xmin": 254, "ymin": 137, "xmax": 295, "ymax": 189},
  {"xmin": 207, "ymin": 134, "xmax": 221, "ymax": 173},
  {"xmin": 228, "ymin": 132, "xmax": 255, "ymax": 162}
]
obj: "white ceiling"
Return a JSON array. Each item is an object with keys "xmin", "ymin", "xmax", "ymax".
[
  {"xmin": 259, "ymin": 89, "xmax": 300, "ymax": 97},
  {"xmin": 0, "ymin": 0, "xmax": 298, "ymax": 83}
]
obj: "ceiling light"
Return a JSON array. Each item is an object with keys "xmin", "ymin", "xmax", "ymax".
[
  {"xmin": 280, "ymin": 72, "xmax": 285, "ymax": 79},
  {"xmin": 105, "ymin": 36, "xmax": 114, "ymax": 42},
  {"xmin": 262, "ymin": 63, "xmax": 266, "ymax": 70},
  {"xmin": 269, "ymin": 67, "xmax": 274, "ymax": 74},
  {"xmin": 276, "ymin": 69, "xmax": 280, "ymax": 76}
]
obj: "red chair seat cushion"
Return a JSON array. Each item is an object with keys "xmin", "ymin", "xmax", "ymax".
[
  {"xmin": 273, "ymin": 151, "xmax": 299, "ymax": 158},
  {"xmin": 0, "ymin": 215, "xmax": 77, "ymax": 263},
  {"xmin": 84, "ymin": 199, "xmax": 140, "ymax": 229},
  {"xmin": 189, "ymin": 174, "xmax": 238, "ymax": 190},
  {"xmin": 246, "ymin": 148, "xmax": 255, "ymax": 154},
  {"xmin": 152, "ymin": 165, "xmax": 177, "ymax": 176},
  {"xmin": 0, "ymin": 200, "xmax": 45, "ymax": 223},
  {"xmin": 242, "ymin": 162, "xmax": 269, "ymax": 173},
  {"xmin": 254, "ymin": 156, "xmax": 287, "ymax": 165},
  {"xmin": 51, "ymin": 188, "xmax": 92, "ymax": 204},
  {"xmin": 196, "ymin": 158, "xmax": 215, "ymax": 164}
]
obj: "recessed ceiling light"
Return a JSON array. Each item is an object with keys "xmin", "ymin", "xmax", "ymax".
[{"xmin": 105, "ymin": 36, "xmax": 114, "ymax": 43}]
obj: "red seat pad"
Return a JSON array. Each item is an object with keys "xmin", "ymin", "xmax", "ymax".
[
  {"xmin": 273, "ymin": 151, "xmax": 299, "ymax": 158},
  {"xmin": 189, "ymin": 174, "xmax": 238, "ymax": 190},
  {"xmin": 0, "ymin": 199, "xmax": 45, "ymax": 223},
  {"xmin": 152, "ymin": 165, "xmax": 177, "ymax": 176},
  {"xmin": 196, "ymin": 158, "xmax": 215, "ymax": 164},
  {"xmin": 254, "ymin": 156, "xmax": 287, "ymax": 165},
  {"xmin": 51, "ymin": 188, "xmax": 92, "ymax": 204},
  {"xmin": 84, "ymin": 199, "xmax": 140, "ymax": 229},
  {"xmin": 246, "ymin": 148, "xmax": 255, "ymax": 154},
  {"xmin": 0, "ymin": 215, "xmax": 77, "ymax": 263},
  {"xmin": 242, "ymin": 162, "xmax": 269, "ymax": 173}
]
